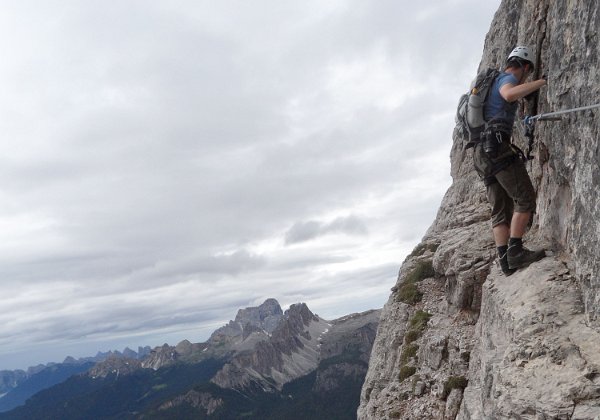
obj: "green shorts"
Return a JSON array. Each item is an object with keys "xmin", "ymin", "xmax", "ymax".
[{"xmin": 473, "ymin": 142, "xmax": 536, "ymax": 228}]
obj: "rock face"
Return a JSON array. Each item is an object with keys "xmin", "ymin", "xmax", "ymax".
[
  {"xmin": 88, "ymin": 357, "xmax": 142, "ymax": 379},
  {"xmin": 158, "ymin": 390, "xmax": 224, "ymax": 416},
  {"xmin": 460, "ymin": 258, "xmax": 600, "ymax": 419},
  {"xmin": 319, "ymin": 310, "xmax": 381, "ymax": 365},
  {"xmin": 140, "ymin": 343, "xmax": 183, "ymax": 370},
  {"xmin": 0, "ymin": 371, "xmax": 26, "ymax": 396},
  {"xmin": 209, "ymin": 298, "xmax": 284, "ymax": 344},
  {"xmin": 133, "ymin": 299, "xmax": 285, "ymax": 372},
  {"xmin": 314, "ymin": 362, "xmax": 367, "ymax": 392},
  {"xmin": 358, "ymin": 1, "xmax": 600, "ymax": 419},
  {"xmin": 201, "ymin": 298, "xmax": 285, "ymax": 359},
  {"xmin": 211, "ymin": 303, "xmax": 327, "ymax": 389},
  {"xmin": 234, "ymin": 297, "xmax": 284, "ymax": 333}
]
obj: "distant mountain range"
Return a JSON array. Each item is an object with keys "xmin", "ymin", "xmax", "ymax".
[
  {"xmin": 0, "ymin": 346, "xmax": 152, "ymax": 413},
  {"xmin": 0, "ymin": 299, "xmax": 380, "ymax": 419}
]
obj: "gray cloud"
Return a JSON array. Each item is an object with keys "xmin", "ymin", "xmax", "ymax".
[
  {"xmin": 0, "ymin": 0, "xmax": 501, "ymax": 369},
  {"xmin": 285, "ymin": 215, "xmax": 368, "ymax": 244}
]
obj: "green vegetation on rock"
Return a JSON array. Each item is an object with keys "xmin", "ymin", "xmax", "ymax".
[
  {"xmin": 395, "ymin": 260, "xmax": 435, "ymax": 305},
  {"xmin": 407, "ymin": 243, "xmax": 440, "ymax": 259},
  {"xmin": 443, "ymin": 376, "xmax": 468, "ymax": 400},
  {"xmin": 409, "ymin": 310, "xmax": 432, "ymax": 332},
  {"xmin": 405, "ymin": 260, "xmax": 436, "ymax": 283},
  {"xmin": 395, "ymin": 310, "xmax": 434, "ymax": 386},
  {"xmin": 398, "ymin": 366, "xmax": 417, "ymax": 382},
  {"xmin": 396, "ymin": 282, "xmax": 423, "ymax": 305},
  {"xmin": 404, "ymin": 329, "xmax": 421, "ymax": 344},
  {"xmin": 404, "ymin": 311, "xmax": 433, "ymax": 347},
  {"xmin": 399, "ymin": 344, "xmax": 419, "ymax": 365}
]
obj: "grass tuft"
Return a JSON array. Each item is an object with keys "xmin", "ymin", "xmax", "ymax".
[
  {"xmin": 395, "ymin": 260, "xmax": 435, "ymax": 305},
  {"xmin": 399, "ymin": 343, "xmax": 419, "ymax": 365},
  {"xmin": 407, "ymin": 243, "xmax": 440, "ymax": 259},
  {"xmin": 404, "ymin": 329, "xmax": 421, "ymax": 344},
  {"xmin": 398, "ymin": 366, "xmax": 417, "ymax": 382},
  {"xmin": 405, "ymin": 260, "xmax": 436, "ymax": 283},
  {"xmin": 443, "ymin": 376, "xmax": 468, "ymax": 400},
  {"xmin": 409, "ymin": 310, "xmax": 432, "ymax": 332},
  {"xmin": 402, "ymin": 310, "xmax": 432, "ymax": 349},
  {"xmin": 396, "ymin": 282, "xmax": 423, "ymax": 304}
]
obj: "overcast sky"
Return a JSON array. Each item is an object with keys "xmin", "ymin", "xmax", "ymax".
[{"xmin": 0, "ymin": 0, "xmax": 501, "ymax": 370}]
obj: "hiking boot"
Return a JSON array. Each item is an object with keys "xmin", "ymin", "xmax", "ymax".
[
  {"xmin": 507, "ymin": 245, "xmax": 546, "ymax": 270},
  {"xmin": 498, "ymin": 251, "xmax": 516, "ymax": 276}
]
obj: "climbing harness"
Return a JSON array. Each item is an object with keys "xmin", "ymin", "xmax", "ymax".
[{"xmin": 522, "ymin": 102, "xmax": 600, "ymax": 160}]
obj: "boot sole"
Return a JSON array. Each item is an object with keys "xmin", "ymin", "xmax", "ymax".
[{"xmin": 508, "ymin": 252, "xmax": 546, "ymax": 270}]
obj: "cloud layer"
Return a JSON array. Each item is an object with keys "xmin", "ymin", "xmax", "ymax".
[
  {"xmin": 0, "ymin": 0, "xmax": 500, "ymax": 369},
  {"xmin": 285, "ymin": 215, "xmax": 368, "ymax": 244}
]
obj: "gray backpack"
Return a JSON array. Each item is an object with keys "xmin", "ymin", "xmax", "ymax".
[{"xmin": 456, "ymin": 68, "xmax": 500, "ymax": 147}]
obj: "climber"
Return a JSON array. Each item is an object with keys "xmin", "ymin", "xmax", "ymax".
[{"xmin": 472, "ymin": 46, "xmax": 548, "ymax": 276}]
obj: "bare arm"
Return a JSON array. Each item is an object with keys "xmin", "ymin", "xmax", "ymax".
[{"xmin": 500, "ymin": 79, "xmax": 547, "ymax": 102}]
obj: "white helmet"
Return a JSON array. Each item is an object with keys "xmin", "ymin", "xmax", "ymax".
[{"xmin": 507, "ymin": 46, "xmax": 534, "ymax": 69}]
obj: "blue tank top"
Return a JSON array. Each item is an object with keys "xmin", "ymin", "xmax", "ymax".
[{"xmin": 484, "ymin": 72, "xmax": 519, "ymax": 128}]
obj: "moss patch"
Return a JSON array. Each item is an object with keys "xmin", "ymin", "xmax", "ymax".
[
  {"xmin": 399, "ymin": 343, "xmax": 419, "ymax": 365},
  {"xmin": 396, "ymin": 282, "xmax": 423, "ymax": 305},
  {"xmin": 409, "ymin": 310, "xmax": 432, "ymax": 332},
  {"xmin": 398, "ymin": 365, "xmax": 417, "ymax": 382},
  {"xmin": 405, "ymin": 260, "xmax": 436, "ymax": 283},
  {"xmin": 407, "ymin": 242, "xmax": 440, "ymax": 259},
  {"xmin": 404, "ymin": 329, "xmax": 421, "ymax": 344},
  {"xmin": 402, "ymin": 310, "xmax": 432, "ymax": 349},
  {"xmin": 395, "ymin": 260, "xmax": 435, "ymax": 305},
  {"xmin": 443, "ymin": 376, "xmax": 468, "ymax": 400},
  {"xmin": 396, "ymin": 260, "xmax": 435, "ymax": 305}
]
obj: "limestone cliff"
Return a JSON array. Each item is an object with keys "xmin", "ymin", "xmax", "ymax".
[{"xmin": 358, "ymin": 1, "xmax": 600, "ymax": 419}]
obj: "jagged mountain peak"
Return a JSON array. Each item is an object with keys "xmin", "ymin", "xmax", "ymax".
[
  {"xmin": 136, "ymin": 300, "xmax": 316, "ymax": 373},
  {"xmin": 209, "ymin": 298, "xmax": 285, "ymax": 347},
  {"xmin": 285, "ymin": 302, "xmax": 314, "ymax": 318},
  {"xmin": 211, "ymin": 305, "xmax": 380, "ymax": 392},
  {"xmin": 62, "ymin": 356, "xmax": 77, "ymax": 365},
  {"xmin": 210, "ymin": 301, "xmax": 325, "ymax": 390},
  {"xmin": 236, "ymin": 297, "xmax": 282, "ymax": 316},
  {"xmin": 233, "ymin": 298, "xmax": 284, "ymax": 333},
  {"xmin": 89, "ymin": 356, "xmax": 142, "ymax": 379}
]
